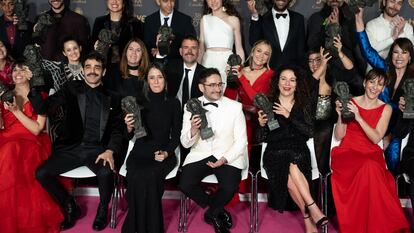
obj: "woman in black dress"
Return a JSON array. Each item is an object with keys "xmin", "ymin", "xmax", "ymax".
[
  {"xmin": 257, "ymin": 65, "xmax": 327, "ymax": 233},
  {"xmin": 122, "ymin": 63, "xmax": 181, "ymax": 233}
]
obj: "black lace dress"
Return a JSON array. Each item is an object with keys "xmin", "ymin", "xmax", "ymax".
[{"xmin": 257, "ymin": 103, "xmax": 313, "ymax": 212}]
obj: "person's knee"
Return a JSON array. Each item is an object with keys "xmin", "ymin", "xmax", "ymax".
[
  {"xmin": 35, "ymin": 165, "xmax": 50, "ymax": 183},
  {"xmin": 219, "ymin": 183, "xmax": 239, "ymax": 197},
  {"xmin": 96, "ymin": 166, "xmax": 114, "ymax": 180}
]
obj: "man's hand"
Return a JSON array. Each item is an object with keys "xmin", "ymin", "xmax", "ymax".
[
  {"xmin": 206, "ymin": 157, "xmax": 227, "ymax": 168},
  {"xmin": 95, "ymin": 150, "xmax": 115, "ymax": 171},
  {"xmin": 124, "ymin": 113, "xmax": 135, "ymax": 133},
  {"xmin": 190, "ymin": 115, "xmax": 201, "ymax": 137},
  {"xmin": 399, "ymin": 96, "xmax": 406, "ymax": 112},
  {"xmin": 154, "ymin": 150, "xmax": 168, "ymax": 162}
]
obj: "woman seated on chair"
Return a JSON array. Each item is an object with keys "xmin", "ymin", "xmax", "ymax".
[
  {"xmin": 122, "ymin": 62, "xmax": 181, "ymax": 233},
  {"xmin": 257, "ymin": 65, "xmax": 327, "ymax": 233},
  {"xmin": 331, "ymin": 69, "xmax": 409, "ymax": 233},
  {"xmin": 390, "ymin": 96, "xmax": 414, "ymax": 217},
  {"xmin": 0, "ymin": 60, "xmax": 63, "ymax": 233}
]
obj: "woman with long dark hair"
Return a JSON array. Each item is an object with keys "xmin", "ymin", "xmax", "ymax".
[{"xmin": 257, "ymin": 65, "xmax": 327, "ymax": 233}]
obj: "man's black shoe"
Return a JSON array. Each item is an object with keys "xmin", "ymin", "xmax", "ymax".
[
  {"xmin": 92, "ymin": 203, "xmax": 108, "ymax": 231},
  {"xmin": 218, "ymin": 209, "xmax": 233, "ymax": 229},
  {"xmin": 60, "ymin": 198, "xmax": 81, "ymax": 230},
  {"xmin": 204, "ymin": 213, "xmax": 230, "ymax": 233}
]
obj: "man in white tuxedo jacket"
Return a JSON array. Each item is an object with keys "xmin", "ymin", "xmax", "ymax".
[{"xmin": 179, "ymin": 68, "xmax": 248, "ymax": 233}]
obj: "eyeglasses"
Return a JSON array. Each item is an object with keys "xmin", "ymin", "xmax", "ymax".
[
  {"xmin": 308, "ymin": 58, "xmax": 322, "ymax": 65},
  {"xmin": 202, "ymin": 82, "xmax": 225, "ymax": 88}
]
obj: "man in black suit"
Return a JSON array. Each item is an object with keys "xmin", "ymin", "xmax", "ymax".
[
  {"xmin": 144, "ymin": 0, "xmax": 196, "ymax": 60},
  {"xmin": 0, "ymin": 0, "xmax": 32, "ymax": 59},
  {"xmin": 33, "ymin": 0, "xmax": 90, "ymax": 61},
  {"xmin": 31, "ymin": 52, "xmax": 124, "ymax": 231},
  {"xmin": 247, "ymin": 0, "xmax": 305, "ymax": 69}
]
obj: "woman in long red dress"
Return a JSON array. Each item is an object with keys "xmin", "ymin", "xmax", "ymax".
[
  {"xmin": 0, "ymin": 61, "xmax": 63, "ymax": 233},
  {"xmin": 225, "ymin": 40, "xmax": 273, "ymax": 193},
  {"xmin": 331, "ymin": 69, "xmax": 409, "ymax": 233}
]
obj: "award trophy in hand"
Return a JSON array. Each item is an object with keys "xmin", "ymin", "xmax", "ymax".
[
  {"xmin": 226, "ymin": 54, "xmax": 242, "ymax": 87},
  {"xmin": 333, "ymin": 81, "xmax": 354, "ymax": 122},
  {"xmin": 348, "ymin": 0, "xmax": 377, "ymax": 14},
  {"xmin": 23, "ymin": 45, "xmax": 44, "ymax": 87},
  {"xmin": 253, "ymin": 92, "xmax": 279, "ymax": 131},
  {"xmin": 324, "ymin": 23, "xmax": 341, "ymax": 57},
  {"xmin": 121, "ymin": 96, "xmax": 147, "ymax": 139},
  {"xmin": 14, "ymin": 0, "xmax": 29, "ymax": 31},
  {"xmin": 402, "ymin": 79, "xmax": 414, "ymax": 119},
  {"xmin": 186, "ymin": 98, "xmax": 214, "ymax": 140},
  {"xmin": 157, "ymin": 25, "xmax": 175, "ymax": 56},
  {"xmin": 0, "ymin": 82, "xmax": 14, "ymax": 104},
  {"xmin": 96, "ymin": 29, "xmax": 118, "ymax": 59},
  {"xmin": 32, "ymin": 13, "xmax": 56, "ymax": 38}
]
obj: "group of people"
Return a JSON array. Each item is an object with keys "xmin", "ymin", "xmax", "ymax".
[{"xmin": 0, "ymin": 0, "xmax": 413, "ymax": 233}]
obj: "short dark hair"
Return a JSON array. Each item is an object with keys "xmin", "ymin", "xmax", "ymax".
[
  {"xmin": 181, "ymin": 34, "xmax": 199, "ymax": 47},
  {"xmin": 199, "ymin": 68, "xmax": 221, "ymax": 84},
  {"xmin": 365, "ymin": 68, "xmax": 389, "ymax": 86},
  {"xmin": 82, "ymin": 52, "xmax": 106, "ymax": 70},
  {"xmin": 60, "ymin": 35, "xmax": 81, "ymax": 52}
]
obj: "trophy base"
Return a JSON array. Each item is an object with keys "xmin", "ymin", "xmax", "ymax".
[
  {"xmin": 134, "ymin": 128, "xmax": 147, "ymax": 139},
  {"xmin": 341, "ymin": 114, "xmax": 355, "ymax": 123},
  {"xmin": 158, "ymin": 42, "xmax": 169, "ymax": 56},
  {"xmin": 403, "ymin": 112, "xmax": 414, "ymax": 119},
  {"xmin": 268, "ymin": 119, "xmax": 280, "ymax": 131},
  {"xmin": 200, "ymin": 127, "xmax": 214, "ymax": 140}
]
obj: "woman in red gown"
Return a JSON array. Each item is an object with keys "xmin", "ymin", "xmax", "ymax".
[
  {"xmin": 225, "ymin": 40, "xmax": 273, "ymax": 193},
  {"xmin": 331, "ymin": 69, "xmax": 409, "ymax": 233},
  {"xmin": 0, "ymin": 61, "xmax": 63, "ymax": 233}
]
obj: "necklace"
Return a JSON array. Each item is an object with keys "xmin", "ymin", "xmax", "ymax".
[{"xmin": 127, "ymin": 65, "xmax": 139, "ymax": 70}]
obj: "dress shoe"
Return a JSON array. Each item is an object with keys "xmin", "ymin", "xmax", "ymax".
[
  {"xmin": 92, "ymin": 203, "xmax": 108, "ymax": 231},
  {"xmin": 204, "ymin": 212, "xmax": 230, "ymax": 233},
  {"xmin": 218, "ymin": 209, "xmax": 232, "ymax": 229},
  {"xmin": 60, "ymin": 198, "xmax": 81, "ymax": 230}
]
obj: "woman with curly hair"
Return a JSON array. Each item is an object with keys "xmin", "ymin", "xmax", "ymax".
[
  {"xmin": 198, "ymin": 0, "xmax": 245, "ymax": 88},
  {"xmin": 257, "ymin": 65, "xmax": 327, "ymax": 233}
]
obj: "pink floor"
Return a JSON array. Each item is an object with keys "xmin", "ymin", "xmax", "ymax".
[{"xmin": 64, "ymin": 196, "xmax": 346, "ymax": 233}]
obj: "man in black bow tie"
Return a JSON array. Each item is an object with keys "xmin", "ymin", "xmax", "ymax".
[
  {"xmin": 179, "ymin": 68, "xmax": 248, "ymax": 233},
  {"xmin": 247, "ymin": 0, "xmax": 305, "ymax": 69}
]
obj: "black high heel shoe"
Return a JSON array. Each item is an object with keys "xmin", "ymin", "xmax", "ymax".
[{"xmin": 305, "ymin": 201, "xmax": 328, "ymax": 227}]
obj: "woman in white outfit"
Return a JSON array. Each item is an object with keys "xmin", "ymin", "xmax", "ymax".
[{"xmin": 199, "ymin": 0, "xmax": 245, "ymax": 85}]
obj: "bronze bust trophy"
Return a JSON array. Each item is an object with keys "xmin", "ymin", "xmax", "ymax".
[
  {"xmin": 402, "ymin": 79, "xmax": 414, "ymax": 119},
  {"xmin": 227, "ymin": 54, "xmax": 242, "ymax": 86},
  {"xmin": 333, "ymin": 81, "xmax": 354, "ymax": 122},
  {"xmin": 0, "ymin": 82, "xmax": 13, "ymax": 104},
  {"xmin": 186, "ymin": 98, "xmax": 214, "ymax": 140},
  {"xmin": 96, "ymin": 29, "xmax": 118, "ymax": 60},
  {"xmin": 121, "ymin": 96, "xmax": 147, "ymax": 139},
  {"xmin": 14, "ymin": 0, "xmax": 29, "ymax": 31},
  {"xmin": 348, "ymin": 0, "xmax": 377, "ymax": 13},
  {"xmin": 32, "ymin": 13, "xmax": 56, "ymax": 38},
  {"xmin": 23, "ymin": 45, "xmax": 44, "ymax": 87},
  {"xmin": 325, "ymin": 23, "xmax": 341, "ymax": 57},
  {"xmin": 253, "ymin": 92, "xmax": 280, "ymax": 131},
  {"xmin": 157, "ymin": 25, "xmax": 175, "ymax": 56}
]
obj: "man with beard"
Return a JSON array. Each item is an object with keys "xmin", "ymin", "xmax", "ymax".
[
  {"xmin": 0, "ymin": 0, "xmax": 32, "ymax": 58},
  {"xmin": 247, "ymin": 0, "xmax": 305, "ymax": 69},
  {"xmin": 366, "ymin": 0, "xmax": 413, "ymax": 61},
  {"xmin": 306, "ymin": 0, "xmax": 367, "ymax": 79},
  {"xmin": 33, "ymin": 0, "xmax": 90, "ymax": 61},
  {"xmin": 29, "ymin": 52, "xmax": 124, "ymax": 231}
]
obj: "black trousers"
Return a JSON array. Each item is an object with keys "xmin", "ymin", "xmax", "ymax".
[
  {"xmin": 179, "ymin": 156, "xmax": 241, "ymax": 217},
  {"xmin": 35, "ymin": 144, "xmax": 114, "ymax": 207}
]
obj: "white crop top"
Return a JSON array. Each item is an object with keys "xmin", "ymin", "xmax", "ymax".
[{"xmin": 202, "ymin": 15, "xmax": 234, "ymax": 49}]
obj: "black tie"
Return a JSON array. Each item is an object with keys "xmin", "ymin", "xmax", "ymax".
[
  {"xmin": 163, "ymin": 17, "xmax": 169, "ymax": 26},
  {"xmin": 276, "ymin": 13, "xmax": 287, "ymax": 19},
  {"xmin": 203, "ymin": 102, "xmax": 218, "ymax": 108},
  {"xmin": 182, "ymin": 68, "xmax": 191, "ymax": 108}
]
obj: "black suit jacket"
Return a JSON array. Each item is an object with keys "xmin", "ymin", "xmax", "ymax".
[
  {"xmin": 249, "ymin": 10, "xmax": 305, "ymax": 69},
  {"xmin": 144, "ymin": 10, "xmax": 196, "ymax": 60},
  {"xmin": 164, "ymin": 59, "xmax": 205, "ymax": 100},
  {"xmin": 28, "ymin": 81, "xmax": 124, "ymax": 158},
  {"xmin": 0, "ymin": 15, "xmax": 32, "ymax": 59},
  {"xmin": 91, "ymin": 15, "xmax": 144, "ymax": 63}
]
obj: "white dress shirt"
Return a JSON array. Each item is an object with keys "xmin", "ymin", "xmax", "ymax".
[
  {"xmin": 366, "ymin": 14, "xmax": 414, "ymax": 59},
  {"xmin": 180, "ymin": 96, "xmax": 248, "ymax": 169},
  {"xmin": 177, "ymin": 63, "xmax": 197, "ymax": 105},
  {"xmin": 272, "ymin": 8, "xmax": 290, "ymax": 51}
]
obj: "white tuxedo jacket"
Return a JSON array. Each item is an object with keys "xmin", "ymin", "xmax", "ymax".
[{"xmin": 180, "ymin": 96, "xmax": 248, "ymax": 169}]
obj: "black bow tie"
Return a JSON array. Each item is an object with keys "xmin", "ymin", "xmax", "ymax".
[
  {"xmin": 203, "ymin": 102, "xmax": 218, "ymax": 108},
  {"xmin": 276, "ymin": 13, "xmax": 287, "ymax": 19}
]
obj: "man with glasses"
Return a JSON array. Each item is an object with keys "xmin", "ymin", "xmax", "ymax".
[{"xmin": 179, "ymin": 68, "xmax": 248, "ymax": 233}]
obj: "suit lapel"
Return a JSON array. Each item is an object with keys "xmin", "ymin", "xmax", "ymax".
[
  {"xmin": 284, "ymin": 10, "xmax": 294, "ymax": 50},
  {"xmin": 78, "ymin": 92, "xmax": 86, "ymax": 126},
  {"xmin": 264, "ymin": 13, "xmax": 281, "ymax": 53},
  {"xmin": 191, "ymin": 64, "xmax": 201, "ymax": 98},
  {"xmin": 100, "ymin": 94, "xmax": 111, "ymax": 141}
]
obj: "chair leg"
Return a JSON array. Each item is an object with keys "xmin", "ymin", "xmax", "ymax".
[
  {"xmin": 395, "ymin": 174, "xmax": 401, "ymax": 195},
  {"xmin": 178, "ymin": 192, "xmax": 184, "ymax": 232},
  {"xmin": 183, "ymin": 197, "xmax": 189, "ymax": 232},
  {"xmin": 321, "ymin": 172, "xmax": 331, "ymax": 233},
  {"xmin": 254, "ymin": 170, "xmax": 261, "ymax": 233},
  {"xmin": 249, "ymin": 171, "xmax": 255, "ymax": 233},
  {"xmin": 109, "ymin": 174, "xmax": 120, "ymax": 229}
]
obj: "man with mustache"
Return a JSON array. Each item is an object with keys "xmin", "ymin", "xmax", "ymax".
[
  {"xmin": 366, "ymin": 0, "xmax": 414, "ymax": 60},
  {"xmin": 28, "ymin": 52, "xmax": 124, "ymax": 231},
  {"xmin": 33, "ymin": 0, "xmax": 90, "ymax": 61},
  {"xmin": 247, "ymin": 0, "xmax": 305, "ymax": 69}
]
